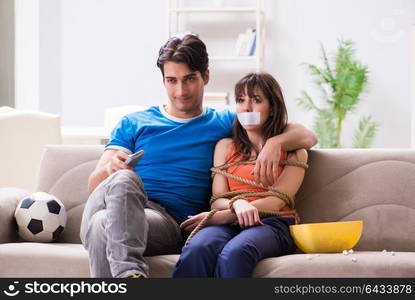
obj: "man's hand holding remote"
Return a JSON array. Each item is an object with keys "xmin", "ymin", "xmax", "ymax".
[{"xmin": 125, "ymin": 150, "xmax": 145, "ymax": 168}]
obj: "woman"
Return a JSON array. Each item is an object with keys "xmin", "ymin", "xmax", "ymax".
[{"xmin": 173, "ymin": 72, "xmax": 308, "ymax": 277}]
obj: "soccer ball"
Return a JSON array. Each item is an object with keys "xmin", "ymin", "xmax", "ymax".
[{"xmin": 14, "ymin": 192, "xmax": 67, "ymax": 242}]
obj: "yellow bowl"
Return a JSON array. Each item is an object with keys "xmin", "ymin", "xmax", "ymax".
[{"xmin": 289, "ymin": 220, "xmax": 363, "ymax": 253}]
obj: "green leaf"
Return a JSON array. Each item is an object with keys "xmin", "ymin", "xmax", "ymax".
[
  {"xmin": 296, "ymin": 38, "xmax": 377, "ymax": 148},
  {"xmin": 295, "ymin": 91, "xmax": 321, "ymax": 112},
  {"xmin": 333, "ymin": 39, "xmax": 368, "ymax": 112},
  {"xmin": 313, "ymin": 110, "xmax": 338, "ymax": 148},
  {"xmin": 320, "ymin": 42, "xmax": 336, "ymax": 92},
  {"xmin": 307, "ymin": 64, "xmax": 333, "ymax": 87},
  {"xmin": 352, "ymin": 116, "xmax": 379, "ymax": 148}
]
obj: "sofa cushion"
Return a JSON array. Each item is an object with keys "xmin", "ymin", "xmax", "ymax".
[
  {"xmin": 37, "ymin": 145, "xmax": 103, "ymax": 243},
  {"xmin": 295, "ymin": 149, "xmax": 415, "ymax": 251},
  {"xmin": 253, "ymin": 252, "xmax": 415, "ymax": 277},
  {"xmin": 2, "ymin": 243, "xmax": 414, "ymax": 278},
  {"xmin": 0, "ymin": 243, "xmax": 179, "ymax": 278},
  {"xmin": 0, "ymin": 188, "xmax": 30, "ymax": 243},
  {"xmin": 36, "ymin": 146, "xmax": 415, "ymax": 252},
  {"xmin": 0, "ymin": 243, "xmax": 90, "ymax": 277}
]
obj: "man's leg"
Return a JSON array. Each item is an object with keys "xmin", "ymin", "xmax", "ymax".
[
  {"xmin": 144, "ymin": 202, "xmax": 183, "ymax": 256},
  {"xmin": 81, "ymin": 210, "xmax": 112, "ymax": 277},
  {"xmin": 80, "ymin": 169, "xmax": 181, "ymax": 278}
]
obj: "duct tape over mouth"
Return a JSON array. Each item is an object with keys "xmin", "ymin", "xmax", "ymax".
[{"xmin": 237, "ymin": 112, "xmax": 260, "ymax": 125}]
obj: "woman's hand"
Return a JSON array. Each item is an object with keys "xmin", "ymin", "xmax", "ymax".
[
  {"xmin": 179, "ymin": 210, "xmax": 235, "ymax": 232},
  {"xmin": 179, "ymin": 212, "xmax": 210, "ymax": 232},
  {"xmin": 233, "ymin": 200, "xmax": 264, "ymax": 228},
  {"xmin": 253, "ymin": 141, "xmax": 281, "ymax": 186}
]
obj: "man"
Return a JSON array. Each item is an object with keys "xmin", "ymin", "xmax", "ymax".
[{"xmin": 80, "ymin": 34, "xmax": 317, "ymax": 278}]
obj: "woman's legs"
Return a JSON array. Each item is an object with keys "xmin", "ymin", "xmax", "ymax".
[
  {"xmin": 215, "ymin": 217, "xmax": 295, "ymax": 278},
  {"xmin": 172, "ymin": 225, "xmax": 239, "ymax": 277}
]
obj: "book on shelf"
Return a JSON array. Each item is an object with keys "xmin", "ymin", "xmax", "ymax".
[
  {"xmin": 246, "ymin": 29, "xmax": 256, "ymax": 56},
  {"xmin": 234, "ymin": 33, "xmax": 246, "ymax": 56},
  {"xmin": 203, "ymin": 92, "xmax": 229, "ymax": 103},
  {"xmin": 203, "ymin": 92, "xmax": 229, "ymax": 110},
  {"xmin": 234, "ymin": 28, "xmax": 256, "ymax": 56}
]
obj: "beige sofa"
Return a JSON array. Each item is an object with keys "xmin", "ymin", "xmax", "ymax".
[
  {"xmin": 0, "ymin": 107, "xmax": 61, "ymax": 192},
  {"xmin": 1, "ymin": 145, "xmax": 415, "ymax": 277}
]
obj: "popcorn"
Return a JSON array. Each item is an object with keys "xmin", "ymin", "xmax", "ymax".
[
  {"xmin": 348, "ymin": 249, "xmax": 354, "ymax": 254},
  {"xmin": 382, "ymin": 249, "xmax": 387, "ymax": 254},
  {"xmin": 342, "ymin": 250, "xmax": 349, "ymax": 255},
  {"xmin": 391, "ymin": 251, "xmax": 395, "ymax": 256},
  {"xmin": 351, "ymin": 257, "xmax": 357, "ymax": 262}
]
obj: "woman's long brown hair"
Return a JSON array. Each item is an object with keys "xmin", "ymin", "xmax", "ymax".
[{"xmin": 229, "ymin": 72, "xmax": 288, "ymax": 162}]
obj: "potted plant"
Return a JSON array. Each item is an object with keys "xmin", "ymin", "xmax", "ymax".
[{"xmin": 296, "ymin": 39, "xmax": 379, "ymax": 148}]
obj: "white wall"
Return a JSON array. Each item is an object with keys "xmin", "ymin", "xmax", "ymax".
[
  {"xmin": 61, "ymin": 0, "xmax": 168, "ymax": 126},
  {"xmin": 28, "ymin": 0, "xmax": 415, "ymax": 147},
  {"xmin": 15, "ymin": 0, "xmax": 39, "ymax": 110},
  {"xmin": 266, "ymin": 0, "xmax": 415, "ymax": 148},
  {"xmin": 39, "ymin": 0, "xmax": 62, "ymax": 114}
]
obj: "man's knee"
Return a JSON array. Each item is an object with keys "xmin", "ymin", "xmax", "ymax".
[
  {"xmin": 106, "ymin": 170, "xmax": 148, "ymax": 212},
  {"xmin": 107, "ymin": 169, "xmax": 145, "ymax": 194},
  {"xmin": 109, "ymin": 169, "xmax": 140, "ymax": 184}
]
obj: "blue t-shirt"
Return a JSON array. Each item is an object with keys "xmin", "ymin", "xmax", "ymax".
[{"xmin": 106, "ymin": 106, "xmax": 235, "ymax": 223}]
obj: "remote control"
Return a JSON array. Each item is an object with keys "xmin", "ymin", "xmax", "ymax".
[{"xmin": 125, "ymin": 150, "xmax": 144, "ymax": 168}]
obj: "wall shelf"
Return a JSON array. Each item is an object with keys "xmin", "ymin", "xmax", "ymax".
[
  {"xmin": 170, "ymin": 8, "xmax": 258, "ymax": 13},
  {"xmin": 167, "ymin": 0, "xmax": 265, "ymax": 72},
  {"xmin": 209, "ymin": 55, "xmax": 257, "ymax": 61},
  {"xmin": 167, "ymin": 0, "xmax": 265, "ymax": 109}
]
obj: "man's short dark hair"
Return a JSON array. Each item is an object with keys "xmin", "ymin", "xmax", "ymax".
[{"xmin": 156, "ymin": 34, "xmax": 209, "ymax": 79}]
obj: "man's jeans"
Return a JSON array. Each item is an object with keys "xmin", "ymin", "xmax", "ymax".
[{"xmin": 80, "ymin": 170, "xmax": 183, "ymax": 278}]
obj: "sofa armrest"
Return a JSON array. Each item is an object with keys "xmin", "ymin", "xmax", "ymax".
[{"xmin": 0, "ymin": 188, "xmax": 30, "ymax": 243}]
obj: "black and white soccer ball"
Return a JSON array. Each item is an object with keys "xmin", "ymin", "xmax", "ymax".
[{"xmin": 14, "ymin": 192, "xmax": 67, "ymax": 242}]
